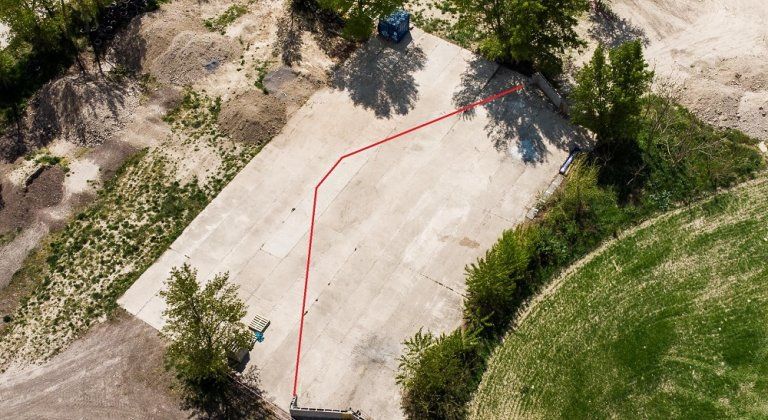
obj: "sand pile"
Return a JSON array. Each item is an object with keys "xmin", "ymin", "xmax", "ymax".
[
  {"xmin": 0, "ymin": 74, "xmax": 140, "ymax": 161},
  {"xmin": 219, "ymin": 90, "xmax": 287, "ymax": 145},
  {"xmin": 680, "ymin": 57, "xmax": 768, "ymax": 140},
  {"xmin": 148, "ymin": 31, "xmax": 239, "ymax": 85},
  {"xmin": 109, "ymin": 6, "xmax": 203, "ymax": 73},
  {"xmin": 110, "ymin": 7, "xmax": 239, "ymax": 85},
  {"xmin": 28, "ymin": 75, "xmax": 140, "ymax": 146}
]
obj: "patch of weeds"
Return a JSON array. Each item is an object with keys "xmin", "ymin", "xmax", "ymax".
[
  {"xmin": 106, "ymin": 64, "xmax": 134, "ymax": 83},
  {"xmin": 409, "ymin": 4, "xmax": 479, "ymax": 49},
  {"xmin": 138, "ymin": 73, "xmax": 159, "ymax": 95},
  {"xmin": 35, "ymin": 154, "xmax": 61, "ymax": 166},
  {"xmin": 0, "ymin": 228, "xmax": 21, "ymax": 247},
  {"xmin": 203, "ymin": 4, "xmax": 248, "ymax": 34},
  {"xmin": 253, "ymin": 59, "xmax": 271, "ymax": 94},
  {"xmin": 29, "ymin": 149, "xmax": 69, "ymax": 172}
]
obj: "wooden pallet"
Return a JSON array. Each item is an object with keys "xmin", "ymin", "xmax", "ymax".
[{"xmin": 249, "ymin": 314, "xmax": 271, "ymax": 333}]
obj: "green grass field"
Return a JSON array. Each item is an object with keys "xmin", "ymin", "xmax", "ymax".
[{"xmin": 469, "ymin": 176, "xmax": 768, "ymax": 419}]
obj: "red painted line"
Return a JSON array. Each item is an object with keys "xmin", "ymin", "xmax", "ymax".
[{"xmin": 291, "ymin": 84, "xmax": 524, "ymax": 397}]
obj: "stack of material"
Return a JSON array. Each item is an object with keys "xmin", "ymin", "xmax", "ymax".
[{"xmin": 377, "ymin": 10, "xmax": 410, "ymax": 43}]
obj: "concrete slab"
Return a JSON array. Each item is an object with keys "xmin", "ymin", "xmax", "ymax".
[{"xmin": 118, "ymin": 28, "xmax": 583, "ymax": 418}]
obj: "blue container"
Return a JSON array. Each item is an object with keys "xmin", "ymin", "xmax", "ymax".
[{"xmin": 378, "ymin": 10, "xmax": 410, "ymax": 43}]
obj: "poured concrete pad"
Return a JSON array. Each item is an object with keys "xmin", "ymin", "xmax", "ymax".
[{"xmin": 119, "ymin": 28, "xmax": 581, "ymax": 418}]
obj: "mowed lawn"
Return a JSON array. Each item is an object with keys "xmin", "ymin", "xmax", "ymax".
[{"xmin": 469, "ymin": 176, "xmax": 768, "ymax": 419}]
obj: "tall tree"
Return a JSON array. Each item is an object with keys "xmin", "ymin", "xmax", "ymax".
[
  {"xmin": 160, "ymin": 264, "xmax": 252, "ymax": 399},
  {"xmin": 446, "ymin": 0, "xmax": 589, "ymax": 74},
  {"xmin": 571, "ymin": 40, "xmax": 654, "ymax": 143}
]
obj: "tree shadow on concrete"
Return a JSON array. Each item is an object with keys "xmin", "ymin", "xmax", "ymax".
[
  {"xmin": 452, "ymin": 58, "xmax": 584, "ymax": 165},
  {"xmin": 588, "ymin": 7, "xmax": 648, "ymax": 48},
  {"xmin": 330, "ymin": 33, "xmax": 427, "ymax": 119}
]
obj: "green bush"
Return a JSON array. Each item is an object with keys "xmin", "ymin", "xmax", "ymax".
[
  {"xmin": 638, "ymin": 95, "xmax": 764, "ymax": 206},
  {"xmin": 464, "ymin": 224, "xmax": 540, "ymax": 336},
  {"xmin": 539, "ymin": 161, "xmax": 626, "ymax": 264},
  {"xmin": 397, "ymin": 328, "xmax": 485, "ymax": 420}
]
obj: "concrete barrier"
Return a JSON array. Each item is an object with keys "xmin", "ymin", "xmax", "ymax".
[
  {"xmin": 289, "ymin": 397, "xmax": 368, "ymax": 420},
  {"xmin": 532, "ymin": 72, "xmax": 569, "ymax": 116}
]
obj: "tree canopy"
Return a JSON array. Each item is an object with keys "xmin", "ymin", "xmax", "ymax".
[
  {"xmin": 317, "ymin": 0, "xmax": 403, "ymax": 40},
  {"xmin": 160, "ymin": 264, "xmax": 252, "ymax": 395},
  {"xmin": 571, "ymin": 40, "xmax": 654, "ymax": 143},
  {"xmin": 445, "ymin": 0, "xmax": 589, "ymax": 74}
]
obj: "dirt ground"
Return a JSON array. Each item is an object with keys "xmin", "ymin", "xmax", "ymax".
[
  {"xmin": 0, "ymin": 0, "xmax": 347, "ymax": 294},
  {"xmin": 0, "ymin": 310, "xmax": 188, "ymax": 419},
  {"xmin": 574, "ymin": 0, "xmax": 768, "ymax": 142}
]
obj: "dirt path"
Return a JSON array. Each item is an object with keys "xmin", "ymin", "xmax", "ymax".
[{"xmin": 0, "ymin": 311, "xmax": 188, "ymax": 419}]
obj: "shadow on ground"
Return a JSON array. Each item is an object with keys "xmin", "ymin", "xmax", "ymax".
[
  {"xmin": 330, "ymin": 33, "xmax": 426, "ymax": 119},
  {"xmin": 184, "ymin": 368, "xmax": 287, "ymax": 420},
  {"xmin": 588, "ymin": 8, "xmax": 648, "ymax": 48},
  {"xmin": 452, "ymin": 58, "xmax": 580, "ymax": 164},
  {"xmin": 275, "ymin": 0, "xmax": 356, "ymax": 67}
]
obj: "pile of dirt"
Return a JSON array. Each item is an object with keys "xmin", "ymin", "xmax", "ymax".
[
  {"xmin": 680, "ymin": 57, "xmax": 768, "ymax": 140},
  {"xmin": 109, "ymin": 5, "xmax": 239, "ymax": 85},
  {"xmin": 219, "ymin": 90, "xmax": 288, "ymax": 145},
  {"xmin": 219, "ymin": 69, "xmax": 322, "ymax": 144},
  {"xmin": 0, "ymin": 74, "xmax": 140, "ymax": 162},
  {"xmin": 150, "ymin": 31, "xmax": 239, "ymax": 85},
  {"xmin": 109, "ymin": 6, "xmax": 203, "ymax": 73},
  {"xmin": 0, "ymin": 166, "xmax": 65, "ymax": 234}
]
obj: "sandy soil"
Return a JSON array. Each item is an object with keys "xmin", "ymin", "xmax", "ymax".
[
  {"xmin": 0, "ymin": 310, "xmax": 188, "ymax": 419},
  {"xmin": 575, "ymin": 0, "xmax": 768, "ymax": 142},
  {"xmin": 0, "ymin": 0, "xmax": 347, "ymax": 292}
]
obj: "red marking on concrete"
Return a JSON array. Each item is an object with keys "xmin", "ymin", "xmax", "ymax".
[{"xmin": 292, "ymin": 84, "xmax": 524, "ymax": 397}]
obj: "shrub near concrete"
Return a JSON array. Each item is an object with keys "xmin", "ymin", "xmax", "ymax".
[
  {"xmin": 396, "ymin": 329, "xmax": 485, "ymax": 420},
  {"xmin": 463, "ymin": 225, "xmax": 539, "ymax": 336},
  {"xmin": 464, "ymin": 161, "xmax": 625, "ymax": 339}
]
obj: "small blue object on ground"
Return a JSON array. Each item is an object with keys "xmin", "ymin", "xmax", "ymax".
[
  {"xmin": 378, "ymin": 10, "xmax": 410, "ymax": 43},
  {"xmin": 255, "ymin": 331, "xmax": 264, "ymax": 342}
]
